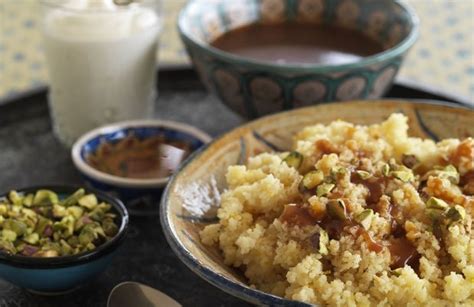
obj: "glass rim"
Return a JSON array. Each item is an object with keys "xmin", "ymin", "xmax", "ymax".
[{"xmin": 39, "ymin": 0, "xmax": 161, "ymax": 14}]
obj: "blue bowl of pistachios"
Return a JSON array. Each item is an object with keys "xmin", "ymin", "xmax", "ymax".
[{"xmin": 0, "ymin": 185, "xmax": 128, "ymax": 294}]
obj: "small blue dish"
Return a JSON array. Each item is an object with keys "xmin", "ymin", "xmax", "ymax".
[
  {"xmin": 0, "ymin": 185, "xmax": 129, "ymax": 294},
  {"xmin": 71, "ymin": 120, "xmax": 212, "ymax": 215}
]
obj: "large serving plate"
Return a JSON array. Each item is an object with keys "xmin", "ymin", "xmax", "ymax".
[{"xmin": 161, "ymin": 99, "xmax": 474, "ymax": 306}]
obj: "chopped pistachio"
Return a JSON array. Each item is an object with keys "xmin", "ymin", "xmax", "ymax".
[
  {"xmin": 446, "ymin": 205, "xmax": 466, "ymax": 222},
  {"xmin": 391, "ymin": 166, "xmax": 414, "ymax": 182},
  {"xmin": 381, "ymin": 164, "xmax": 390, "ymax": 176},
  {"xmin": 426, "ymin": 208, "xmax": 444, "ymax": 221},
  {"xmin": 326, "ymin": 199, "xmax": 347, "ymax": 221},
  {"xmin": 392, "ymin": 268, "xmax": 404, "ymax": 276},
  {"xmin": 0, "ymin": 189, "xmax": 118, "ymax": 258},
  {"xmin": 23, "ymin": 194, "xmax": 34, "ymax": 207},
  {"xmin": 354, "ymin": 209, "xmax": 374, "ymax": 230},
  {"xmin": 330, "ymin": 166, "xmax": 347, "ymax": 181},
  {"xmin": 0, "ymin": 239, "xmax": 16, "ymax": 254},
  {"xmin": 33, "ymin": 190, "xmax": 59, "ymax": 206},
  {"xmin": 3, "ymin": 219, "xmax": 27, "ymax": 236},
  {"xmin": 316, "ymin": 183, "xmax": 335, "ymax": 197},
  {"xmin": 283, "ymin": 151, "xmax": 304, "ymax": 169},
  {"xmin": 61, "ymin": 188, "xmax": 86, "ymax": 207},
  {"xmin": 356, "ymin": 170, "xmax": 372, "ymax": 180},
  {"xmin": 2, "ymin": 229, "xmax": 17, "ymax": 242},
  {"xmin": 67, "ymin": 206, "xmax": 84, "ymax": 220},
  {"xmin": 52, "ymin": 204, "xmax": 67, "ymax": 218},
  {"xmin": 23, "ymin": 233, "xmax": 40, "ymax": 245},
  {"xmin": 426, "ymin": 197, "xmax": 449, "ymax": 210},
  {"xmin": 319, "ymin": 230, "xmax": 329, "ymax": 255},
  {"xmin": 78, "ymin": 194, "xmax": 98, "ymax": 210},
  {"xmin": 9, "ymin": 191, "xmax": 23, "ymax": 206}
]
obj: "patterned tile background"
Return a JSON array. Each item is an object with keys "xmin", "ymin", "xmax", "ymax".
[{"xmin": 0, "ymin": 0, "xmax": 473, "ymax": 104}]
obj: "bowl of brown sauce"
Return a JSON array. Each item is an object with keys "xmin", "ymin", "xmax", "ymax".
[
  {"xmin": 71, "ymin": 120, "xmax": 211, "ymax": 215},
  {"xmin": 178, "ymin": 0, "xmax": 418, "ymax": 118}
]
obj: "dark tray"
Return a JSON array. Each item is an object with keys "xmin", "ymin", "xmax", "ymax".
[{"xmin": 0, "ymin": 69, "xmax": 470, "ymax": 307}]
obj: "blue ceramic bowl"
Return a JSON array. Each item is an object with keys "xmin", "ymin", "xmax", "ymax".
[
  {"xmin": 179, "ymin": 0, "xmax": 419, "ymax": 118},
  {"xmin": 71, "ymin": 120, "xmax": 212, "ymax": 215},
  {"xmin": 0, "ymin": 185, "xmax": 128, "ymax": 294}
]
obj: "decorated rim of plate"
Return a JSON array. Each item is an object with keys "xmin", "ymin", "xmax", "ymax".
[{"xmin": 178, "ymin": 0, "xmax": 419, "ymax": 73}]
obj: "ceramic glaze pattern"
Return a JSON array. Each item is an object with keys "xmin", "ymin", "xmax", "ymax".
[
  {"xmin": 179, "ymin": 0, "xmax": 418, "ymax": 118},
  {"xmin": 160, "ymin": 100, "xmax": 474, "ymax": 306}
]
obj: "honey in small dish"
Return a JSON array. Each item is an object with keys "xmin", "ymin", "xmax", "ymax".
[{"xmin": 86, "ymin": 135, "xmax": 191, "ymax": 179}]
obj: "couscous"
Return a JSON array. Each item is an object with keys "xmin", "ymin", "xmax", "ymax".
[{"xmin": 200, "ymin": 114, "xmax": 474, "ymax": 306}]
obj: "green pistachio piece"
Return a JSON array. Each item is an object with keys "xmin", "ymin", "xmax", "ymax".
[
  {"xmin": 283, "ymin": 151, "xmax": 304, "ymax": 169},
  {"xmin": 381, "ymin": 164, "xmax": 391, "ymax": 176},
  {"xmin": 85, "ymin": 242, "xmax": 96, "ymax": 251},
  {"xmin": 392, "ymin": 268, "xmax": 404, "ymax": 276},
  {"xmin": 0, "ymin": 239, "xmax": 16, "ymax": 254},
  {"xmin": 78, "ymin": 194, "xmax": 98, "ymax": 210},
  {"xmin": 330, "ymin": 166, "xmax": 347, "ymax": 181},
  {"xmin": 3, "ymin": 219, "xmax": 27, "ymax": 236},
  {"xmin": 302, "ymin": 170, "xmax": 324, "ymax": 190},
  {"xmin": 33, "ymin": 190, "xmax": 59, "ymax": 206},
  {"xmin": 391, "ymin": 166, "xmax": 414, "ymax": 182},
  {"xmin": 52, "ymin": 204, "xmax": 67, "ymax": 218},
  {"xmin": 326, "ymin": 199, "xmax": 347, "ymax": 221},
  {"xmin": 426, "ymin": 208, "xmax": 444, "ymax": 221},
  {"xmin": 23, "ymin": 194, "xmax": 34, "ymax": 207},
  {"xmin": 23, "ymin": 233, "xmax": 40, "ymax": 245},
  {"xmin": 426, "ymin": 197, "xmax": 449, "ymax": 210},
  {"xmin": 354, "ymin": 209, "xmax": 374, "ymax": 230},
  {"xmin": 319, "ymin": 229, "xmax": 329, "ymax": 255},
  {"xmin": 356, "ymin": 170, "xmax": 372, "ymax": 180},
  {"xmin": 89, "ymin": 207, "xmax": 105, "ymax": 222},
  {"xmin": 446, "ymin": 205, "xmax": 466, "ymax": 222},
  {"xmin": 0, "ymin": 215, "xmax": 4, "ymax": 226},
  {"xmin": 67, "ymin": 236, "xmax": 79, "ymax": 247},
  {"xmin": 67, "ymin": 206, "xmax": 84, "ymax": 220},
  {"xmin": 59, "ymin": 239, "xmax": 73, "ymax": 255},
  {"xmin": 0, "ymin": 204, "xmax": 7, "ymax": 216},
  {"xmin": 79, "ymin": 226, "xmax": 97, "ymax": 245},
  {"xmin": 442, "ymin": 165, "xmax": 459, "ymax": 184},
  {"xmin": 103, "ymin": 219, "xmax": 118, "ymax": 237},
  {"xmin": 9, "ymin": 191, "xmax": 23, "ymax": 206},
  {"xmin": 61, "ymin": 189, "xmax": 86, "ymax": 207},
  {"xmin": 2, "ymin": 229, "xmax": 17, "ymax": 242},
  {"xmin": 316, "ymin": 183, "xmax": 335, "ymax": 197}
]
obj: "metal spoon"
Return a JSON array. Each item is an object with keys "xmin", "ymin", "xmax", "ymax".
[{"xmin": 107, "ymin": 281, "xmax": 182, "ymax": 307}]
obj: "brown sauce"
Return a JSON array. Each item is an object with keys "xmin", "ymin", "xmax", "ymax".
[
  {"xmin": 279, "ymin": 204, "xmax": 317, "ymax": 227},
  {"xmin": 211, "ymin": 23, "xmax": 385, "ymax": 65},
  {"xmin": 350, "ymin": 172, "xmax": 386, "ymax": 206},
  {"xmin": 388, "ymin": 237, "xmax": 420, "ymax": 270},
  {"xmin": 87, "ymin": 136, "xmax": 191, "ymax": 179}
]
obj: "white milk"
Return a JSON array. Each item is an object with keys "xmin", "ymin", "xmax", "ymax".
[{"xmin": 42, "ymin": 0, "xmax": 161, "ymax": 145}]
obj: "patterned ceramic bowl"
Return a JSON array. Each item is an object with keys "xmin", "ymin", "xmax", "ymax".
[
  {"xmin": 160, "ymin": 100, "xmax": 473, "ymax": 306},
  {"xmin": 0, "ymin": 185, "xmax": 128, "ymax": 294},
  {"xmin": 178, "ymin": 0, "xmax": 419, "ymax": 118},
  {"xmin": 72, "ymin": 120, "xmax": 212, "ymax": 215}
]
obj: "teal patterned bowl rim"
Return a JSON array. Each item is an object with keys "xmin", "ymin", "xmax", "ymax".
[
  {"xmin": 178, "ymin": 0, "xmax": 419, "ymax": 73},
  {"xmin": 160, "ymin": 99, "xmax": 471, "ymax": 306}
]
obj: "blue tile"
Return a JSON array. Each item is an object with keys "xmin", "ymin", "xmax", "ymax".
[
  {"xmin": 23, "ymin": 19, "xmax": 35, "ymax": 28},
  {"xmin": 13, "ymin": 52, "xmax": 25, "ymax": 61},
  {"xmin": 30, "ymin": 62, "xmax": 42, "ymax": 70},
  {"xmin": 453, "ymin": 32, "xmax": 464, "ymax": 41},
  {"xmin": 446, "ymin": 17, "xmax": 458, "ymax": 26},
  {"xmin": 418, "ymin": 48, "xmax": 431, "ymax": 58},
  {"xmin": 466, "ymin": 66, "xmax": 474, "ymax": 75},
  {"xmin": 457, "ymin": 49, "xmax": 470, "ymax": 58},
  {"xmin": 448, "ymin": 74, "xmax": 460, "ymax": 83}
]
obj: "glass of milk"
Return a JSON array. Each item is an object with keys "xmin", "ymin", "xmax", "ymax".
[{"xmin": 40, "ymin": 0, "xmax": 162, "ymax": 146}]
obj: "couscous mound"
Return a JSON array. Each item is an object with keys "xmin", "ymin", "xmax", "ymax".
[{"xmin": 200, "ymin": 114, "xmax": 474, "ymax": 306}]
